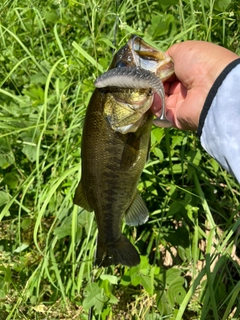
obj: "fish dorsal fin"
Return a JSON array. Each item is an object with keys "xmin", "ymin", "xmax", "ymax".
[
  {"xmin": 73, "ymin": 181, "xmax": 93, "ymax": 212},
  {"xmin": 125, "ymin": 193, "xmax": 149, "ymax": 226},
  {"xmin": 120, "ymin": 133, "xmax": 140, "ymax": 170}
]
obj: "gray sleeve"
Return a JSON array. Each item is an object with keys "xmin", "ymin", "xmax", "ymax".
[{"xmin": 198, "ymin": 59, "xmax": 240, "ymax": 182}]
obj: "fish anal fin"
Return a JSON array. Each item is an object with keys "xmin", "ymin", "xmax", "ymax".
[
  {"xmin": 125, "ymin": 193, "xmax": 149, "ymax": 226},
  {"xmin": 96, "ymin": 235, "xmax": 140, "ymax": 267},
  {"xmin": 73, "ymin": 181, "xmax": 92, "ymax": 212}
]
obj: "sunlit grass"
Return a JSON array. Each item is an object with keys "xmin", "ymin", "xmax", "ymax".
[{"xmin": 0, "ymin": 0, "xmax": 239, "ymax": 319}]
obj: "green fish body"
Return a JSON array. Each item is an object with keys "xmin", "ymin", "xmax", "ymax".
[{"xmin": 74, "ymin": 36, "xmax": 174, "ymax": 266}]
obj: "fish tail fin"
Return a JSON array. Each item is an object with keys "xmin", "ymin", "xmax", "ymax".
[{"xmin": 96, "ymin": 235, "xmax": 140, "ymax": 267}]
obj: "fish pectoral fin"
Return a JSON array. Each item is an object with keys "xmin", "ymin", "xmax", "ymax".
[
  {"xmin": 73, "ymin": 181, "xmax": 93, "ymax": 212},
  {"xmin": 120, "ymin": 133, "xmax": 140, "ymax": 170},
  {"xmin": 96, "ymin": 235, "xmax": 140, "ymax": 267},
  {"xmin": 125, "ymin": 193, "xmax": 149, "ymax": 226}
]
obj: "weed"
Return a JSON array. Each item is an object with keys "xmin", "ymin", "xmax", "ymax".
[{"xmin": 0, "ymin": 0, "xmax": 239, "ymax": 319}]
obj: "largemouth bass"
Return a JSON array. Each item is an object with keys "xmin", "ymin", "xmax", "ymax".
[{"xmin": 74, "ymin": 36, "xmax": 174, "ymax": 267}]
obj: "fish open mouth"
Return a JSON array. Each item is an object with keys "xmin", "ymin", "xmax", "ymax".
[{"xmin": 129, "ymin": 35, "xmax": 174, "ymax": 81}]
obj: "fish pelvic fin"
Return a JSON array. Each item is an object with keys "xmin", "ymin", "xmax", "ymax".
[
  {"xmin": 125, "ymin": 193, "xmax": 149, "ymax": 226},
  {"xmin": 73, "ymin": 181, "xmax": 92, "ymax": 212},
  {"xmin": 96, "ymin": 235, "xmax": 140, "ymax": 267}
]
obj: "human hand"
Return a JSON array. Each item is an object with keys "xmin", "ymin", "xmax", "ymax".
[{"xmin": 152, "ymin": 41, "xmax": 239, "ymax": 130}]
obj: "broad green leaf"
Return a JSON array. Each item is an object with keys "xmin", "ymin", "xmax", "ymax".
[
  {"xmin": 30, "ymin": 73, "xmax": 47, "ymax": 85},
  {"xmin": 0, "ymin": 138, "xmax": 15, "ymax": 168},
  {"xmin": 127, "ymin": 256, "xmax": 155, "ymax": 295},
  {"xmin": 158, "ymin": 268, "xmax": 182, "ymax": 285},
  {"xmin": 210, "ymin": 158, "xmax": 219, "ymax": 172},
  {"xmin": 214, "ymin": 0, "xmax": 231, "ymax": 11},
  {"xmin": 156, "ymin": 291, "xmax": 173, "ymax": 314},
  {"xmin": 54, "ymin": 213, "xmax": 89, "ymax": 240},
  {"xmin": 0, "ymin": 191, "xmax": 11, "ymax": 207},
  {"xmin": 132, "ymin": 273, "xmax": 153, "ymax": 295},
  {"xmin": 187, "ymin": 149, "xmax": 202, "ymax": 166},
  {"xmin": 44, "ymin": 12, "xmax": 59, "ymax": 23},
  {"xmin": 153, "ymin": 147, "xmax": 164, "ymax": 162},
  {"xmin": 83, "ymin": 283, "xmax": 108, "ymax": 313},
  {"xmin": 22, "ymin": 144, "xmax": 41, "ymax": 163},
  {"xmin": 178, "ymin": 245, "xmax": 191, "ymax": 262},
  {"xmin": 165, "ymin": 225, "xmax": 190, "ymax": 247},
  {"xmin": 2, "ymin": 172, "xmax": 20, "ymax": 189},
  {"xmin": 160, "ymin": 163, "xmax": 187, "ymax": 175},
  {"xmin": 20, "ymin": 129, "xmax": 43, "ymax": 162},
  {"xmin": 148, "ymin": 14, "xmax": 176, "ymax": 38},
  {"xmin": 168, "ymin": 278, "xmax": 186, "ymax": 305},
  {"xmin": 120, "ymin": 274, "xmax": 131, "ymax": 286},
  {"xmin": 168, "ymin": 201, "xmax": 182, "ymax": 216},
  {"xmin": 14, "ymin": 243, "xmax": 29, "ymax": 253},
  {"xmin": 21, "ymin": 218, "xmax": 32, "ymax": 230},
  {"xmin": 108, "ymin": 294, "xmax": 118, "ymax": 304},
  {"xmin": 100, "ymin": 274, "xmax": 118, "ymax": 285},
  {"xmin": 151, "ymin": 127, "xmax": 164, "ymax": 145},
  {"xmin": 22, "ymin": 85, "xmax": 44, "ymax": 107},
  {"xmin": 171, "ymin": 134, "xmax": 186, "ymax": 148}
]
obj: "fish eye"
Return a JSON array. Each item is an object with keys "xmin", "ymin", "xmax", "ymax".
[{"xmin": 116, "ymin": 61, "xmax": 127, "ymax": 68}]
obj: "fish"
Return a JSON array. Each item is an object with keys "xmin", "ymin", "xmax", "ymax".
[{"xmin": 73, "ymin": 35, "xmax": 174, "ymax": 267}]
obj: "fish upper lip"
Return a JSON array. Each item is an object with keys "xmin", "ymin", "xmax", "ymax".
[{"xmin": 128, "ymin": 35, "xmax": 174, "ymax": 79}]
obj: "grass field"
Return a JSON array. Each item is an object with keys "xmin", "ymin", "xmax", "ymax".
[{"xmin": 0, "ymin": 0, "xmax": 240, "ymax": 319}]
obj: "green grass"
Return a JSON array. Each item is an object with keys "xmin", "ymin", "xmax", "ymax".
[{"xmin": 0, "ymin": 0, "xmax": 240, "ymax": 319}]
